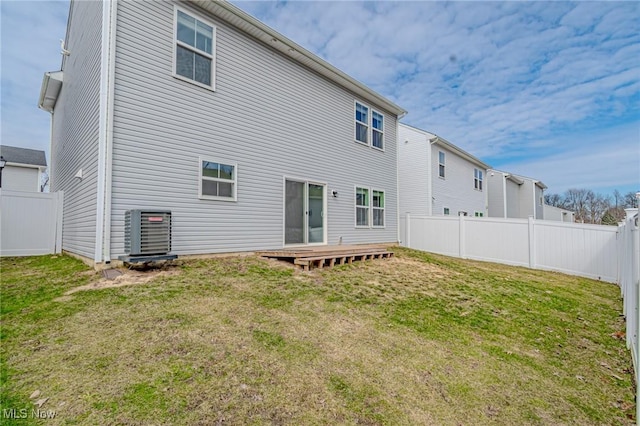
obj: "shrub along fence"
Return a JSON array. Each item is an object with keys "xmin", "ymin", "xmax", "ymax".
[{"xmin": 401, "ymin": 208, "xmax": 640, "ymax": 415}]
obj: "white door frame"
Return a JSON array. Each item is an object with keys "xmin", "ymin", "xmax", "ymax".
[{"xmin": 282, "ymin": 176, "xmax": 328, "ymax": 247}]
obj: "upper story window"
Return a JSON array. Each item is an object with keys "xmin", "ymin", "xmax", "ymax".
[
  {"xmin": 438, "ymin": 151, "xmax": 445, "ymax": 178},
  {"xmin": 175, "ymin": 9, "xmax": 216, "ymax": 89},
  {"xmin": 199, "ymin": 158, "xmax": 236, "ymax": 201},
  {"xmin": 355, "ymin": 102, "xmax": 386, "ymax": 150},
  {"xmin": 444, "ymin": 207, "xmax": 450, "ymax": 215},
  {"xmin": 355, "ymin": 103, "xmax": 369, "ymax": 144},
  {"xmin": 474, "ymin": 168, "xmax": 483, "ymax": 191},
  {"xmin": 372, "ymin": 111, "xmax": 384, "ymax": 150}
]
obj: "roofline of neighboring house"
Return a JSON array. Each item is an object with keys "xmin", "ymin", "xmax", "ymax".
[
  {"xmin": 489, "ymin": 169, "xmax": 546, "ymax": 188},
  {"xmin": 192, "ymin": 0, "xmax": 407, "ymax": 117},
  {"xmin": 4, "ymin": 162, "xmax": 47, "ymax": 171},
  {"xmin": 398, "ymin": 123, "xmax": 491, "ymax": 169},
  {"xmin": 543, "ymin": 204, "xmax": 575, "ymax": 215},
  {"xmin": 429, "ymin": 135, "xmax": 491, "ymax": 170}
]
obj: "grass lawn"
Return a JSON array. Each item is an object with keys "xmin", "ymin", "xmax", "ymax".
[{"xmin": 0, "ymin": 248, "xmax": 634, "ymax": 425}]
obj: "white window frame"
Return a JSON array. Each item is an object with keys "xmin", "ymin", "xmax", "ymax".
[
  {"xmin": 354, "ymin": 101, "xmax": 369, "ymax": 146},
  {"xmin": 438, "ymin": 151, "xmax": 446, "ymax": 178},
  {"xmin": 198, "ymin": 157, "xmax": 237, "ymax": 201},
  {"xmin": 355, "ymin": 186, "xmax": 370, "ymax": 228},
  {"xmin": 372, "ymin": 189, "xmax": 385, "ymax": 228},
  {"xmin": 173, "ymin": 6, "xmax": 217, "ymax": 91},
  {"xmin": 371, "ymin": 110, "xmax": 384, "ymax": 151},
  {"xmin": 443, "ymin": 207, "xmax": 450, "ymax": 215},
  {"xmin": 474, "ymin": 168, "xmax": 483, "ymax": 191}
]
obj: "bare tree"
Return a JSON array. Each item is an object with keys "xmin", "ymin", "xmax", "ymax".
[
  {"xmin": 623, "ymin": 191, "xmax": 639, "ymax": 208},
  {"xmin": 612, "ymin": 189, "xmax": 622, "ymax": 208},
  {"xmin": 544, "ymin": 193, "xmax": 564, "ymax": 208},
  {"xmin": 40, "ymin": 171, "xmax": 50, "ymax": 193},
  {"xmin": 585, "ymin": 191, "xmax": 611, "ymax": 224},
  {"xmin": 563, "ymin": 188, "xmax": 591, "ymax": 223}
]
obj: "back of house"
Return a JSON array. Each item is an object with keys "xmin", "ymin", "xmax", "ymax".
[
  {"xmin": 39, "ymin": 0, "xmax": 405, "ymax": 266},
  {"xmin": 398, "ymin": 123, "xmax": 489, "ymax": 219}
]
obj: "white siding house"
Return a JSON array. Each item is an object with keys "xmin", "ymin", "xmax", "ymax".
[
  {"xmin": 398, "ymin": 123, "xmax": 490, "ymax": 218},
  {"xmin": 543, "ymin": 204, "xmax": 575, "ymax": 222},
  {"xmin": 0, "ymin": 146, "xmax": 47, "ymax": 192},
  {"xmin": 486, "ymin": 169, "xmax": 547, "ymax": 219},
  {"xmin": 39, "ymin": 0, "xmax": 406, "ymax": 266}
]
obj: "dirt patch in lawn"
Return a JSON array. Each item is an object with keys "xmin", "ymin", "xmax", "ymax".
[{"xmin": 60, "ymin": 268, "xmax": 181, "ymax": 296}]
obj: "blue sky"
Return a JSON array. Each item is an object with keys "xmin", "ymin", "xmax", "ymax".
[{"xmin": 1, "ymin": 1, "xmax": 638, "ymax": 196}]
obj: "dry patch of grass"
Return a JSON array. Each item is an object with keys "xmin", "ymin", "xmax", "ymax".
[{"xmin": 0, "ymin": 248, "xmax": 634, "ymax": 425}]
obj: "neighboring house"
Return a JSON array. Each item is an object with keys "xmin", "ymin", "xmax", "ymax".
[
  {"xmin": 543, "ymin": 204, "xmax": 575, "ymax": 223},
  {"xmin": 398, "ymin": 123, "xmax": 490, "ymax": 218},
  {"xmin": 38, "ymin": 0, "xmax": 406, "ymax": 266},
  {"xmin": 0, "ymin": 145, "xmax": 47, "ymax": 192},
  {"xmin": 486, "ymin": 170, "xmax": 546, "ymax": 219}
]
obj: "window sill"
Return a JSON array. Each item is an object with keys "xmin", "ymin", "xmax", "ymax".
[
  {"xmin": 173, "ymin": 73, "xmax": 216, "ymax": 92},
  {"xmin": 199, "ymin": 195, "xmax": 237, "ymax": 202},
  {"xmin": 354, "ymin": 139, "xmax": 369, "ymax": 147},
  {"xmin": 371, "ymin": 145, "xmax": 385, "ymax": 152}
]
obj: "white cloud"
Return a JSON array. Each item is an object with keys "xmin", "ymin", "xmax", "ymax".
[{"xmin": 1, "ymin": 1, "xmax": 638, "ymax": 197}]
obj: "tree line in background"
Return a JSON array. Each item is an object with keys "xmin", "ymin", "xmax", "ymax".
[{"xmin": 545, "ymin": 189, "xmax": 638, "ymax": 226}]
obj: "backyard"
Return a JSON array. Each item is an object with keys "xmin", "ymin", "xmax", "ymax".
[{"xmin": 0, "ymin": 248, "xmax": 635, "ymax": 425}]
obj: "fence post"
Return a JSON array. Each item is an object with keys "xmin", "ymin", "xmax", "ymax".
[
  {"xmin": 459, "ymin": 214, "xmax": 466, "ymax": 259},
  {"xmin": 528, "ymin": 216, "xmax": 536, "ymax": 269},
  {"xmin": 405, "ymin": 213, "xmax": 411, "ymax": 248}
]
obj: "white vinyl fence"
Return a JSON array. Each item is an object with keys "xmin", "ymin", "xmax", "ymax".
[
  {"xmin": 402, "ymin": 209, "xmax": 640, "ymax": 412},
  {"xmin": 0, "ymin": 190, "xmax": 64, "ymax": 257},
  {"xmin": 402, "ymin": 214, "xmax": 619, "ymax": 282}
]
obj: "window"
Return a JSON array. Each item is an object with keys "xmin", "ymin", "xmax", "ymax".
[
  {"xmin": 475, "ymin": 211, "xmax": 484, "ymax": 217},
  {"xmin": 372, "ymin": 111, "xmax": 384, "ymax": 150},
  {"xmin": 199, "ymin": 159, "xmax": 236, "ymax": 200},
  {"xmin": 372, "ymin": 190, "xmax": 385, "ymax": 227},
  {"xmin": 444, "ymin": 207, "xmax": 450, "ymax": 215},
  {"xmin": 474, "ymin": 169, "xmax": 483, "ymax": 190},
  {"xmin": 438, "ymin": 151, "xmax": 445, "ymax": 178},
  {"xmin": 355, "ymin": 103, "xmax": 369, "ymax": 144},
  {"xmin": 175, "ymin": 9, "xmax": 215, "ymax": 88},
  {"xmin": 355, "ymin": 187, "xmax": 370, "ymax": 227}
]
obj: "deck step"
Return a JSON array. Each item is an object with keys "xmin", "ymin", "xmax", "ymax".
[{"xmin": 290, "ymin": 251, "xmax": 393, "ymax": 271}]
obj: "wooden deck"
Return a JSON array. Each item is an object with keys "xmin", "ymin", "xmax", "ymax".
[{"xmin": 257, "ymin": 244, "xmax": 394, "ymax": 271}]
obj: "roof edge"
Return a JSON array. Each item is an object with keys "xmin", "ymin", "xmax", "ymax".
[
  {"xmin": 430, "ymin": 135, "xmax": 491, "ymax": 169},
  {"xmin": 191, "ymin": 0, "xmax": 407, "ymax": 117}
]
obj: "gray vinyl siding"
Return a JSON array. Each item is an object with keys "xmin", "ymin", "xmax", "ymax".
[
  {"xmin": 430, "ymin": 144, "xmax": 485, "ymax": 217},
  {"xmin": 109, "ymin": 0, "xmax": 398, "ymax": 257},
  {"xmin": 398, "ymin": 124, "xmax": 431, "ymax": 216},
  {"xmin": 506, "ymin": 180, "xmax": 521, "ymax": 218},
  {"xmin": 50, "ymin": 0, "xmax": 102, "ymax": 259},
  {"xmin": 486, "ymin": 172, "xmax": 504, "ymax": 217}
]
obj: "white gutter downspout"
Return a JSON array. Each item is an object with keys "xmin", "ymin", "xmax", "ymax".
[
  {"xmin": 103, "ymin": 0, "xmax": 117, "ymax": 263},
  {"xmin": 94, "ymin": 0, "xmax": 117, "ymax": 265},
  {"xmin": 532, "ymin": 181, "xmax": 538, "ymax": 220},
  {"xmin": 395, "ymin": 112, "xmax": 407, "ymax": 244},
  {"xmin": 502, "ymin": 173, "xmax": 508, "ymax": 218},
  {"xmin": 427, "ymin": 136, "xmax": 434, "ymax": 216}
]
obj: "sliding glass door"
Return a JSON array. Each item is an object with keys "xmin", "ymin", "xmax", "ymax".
[{"xmin": 284, "ymin": 179, "xmax": 326, "ymax": 245}]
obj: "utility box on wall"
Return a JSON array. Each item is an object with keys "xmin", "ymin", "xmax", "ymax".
[{"xmin": 124, "ymin": 210, "xmax": 172, "ymax": 256}]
